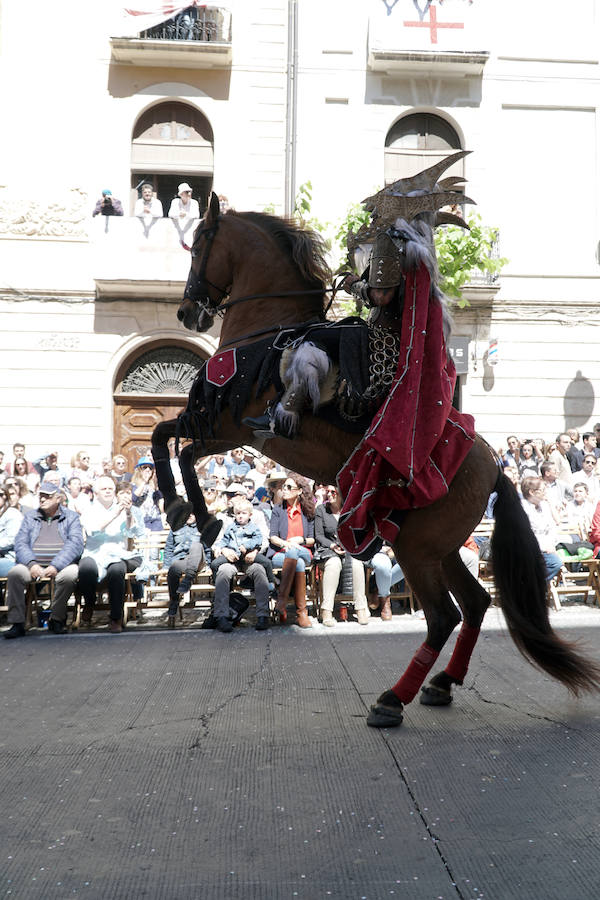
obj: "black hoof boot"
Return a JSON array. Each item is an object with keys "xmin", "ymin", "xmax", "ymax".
[
  {"xmin": 199, "ymin": 515, "xmax": 221, "ymax": 548},
  {"xmin": 166, "ymin": 499, "xmax": 194, "ymax": 531},
  {"xmin": 367, "ymin": 690, "xmax": 404, "ymax": 728},
  {"xmin": 420, "ymin": 685, "xmax": 453, "ymax": 706}
]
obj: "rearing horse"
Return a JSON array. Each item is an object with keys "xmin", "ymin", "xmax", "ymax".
[{"xmin": 152, "ymin": 192, "xmax": 600, "ymax": 728}]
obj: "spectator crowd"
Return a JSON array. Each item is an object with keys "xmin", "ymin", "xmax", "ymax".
[
  {"xmin": 3, "ymin": 425, "xmax": 600, "ymax": 642},
  {"xmin": 0, "ymin": 442, "xmax": 406, "ymax": 639}
]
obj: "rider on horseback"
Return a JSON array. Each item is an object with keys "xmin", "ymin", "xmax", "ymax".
[{"xmin": 244, "ymin": 150, "xmax": 472, "ymax": 441}]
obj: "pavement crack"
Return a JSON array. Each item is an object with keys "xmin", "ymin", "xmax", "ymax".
[
  {"xmin": 188, "ymin": 639, "xmax": 273, "ymax": 749},
  {"xmin": 465, "ymin": 670, "xmax": 583, "ymax": 731}
]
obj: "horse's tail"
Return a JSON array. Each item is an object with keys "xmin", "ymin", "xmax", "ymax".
[{"xmin": 491, "ymin": 473, "xmax": 600, "ymax": 695}]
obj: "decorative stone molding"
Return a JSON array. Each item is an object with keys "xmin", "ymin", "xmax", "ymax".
[
  {"xmin": 38, "ymin": 334, "xmax": 81, "ymax": 351},
  {"xmin": 0, "ymin": 188, "xmax": 88, "ymax": 240}
]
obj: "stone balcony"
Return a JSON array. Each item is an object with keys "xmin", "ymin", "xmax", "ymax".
[{"xmin": 90, "ymin": 216, "xmax": 199, "ymax": 300}]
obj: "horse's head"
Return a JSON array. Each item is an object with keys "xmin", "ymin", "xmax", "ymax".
[{"xmin": 177, "ymin": 192, "xmax": 230, "ymax": 332}]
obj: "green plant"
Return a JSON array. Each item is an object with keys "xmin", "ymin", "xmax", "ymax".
[
  {"xmin": 434, "ymin": 214, "xmax": 508, "ymax": 307},
  {"xmin": 293, "ymin": 181, "xmax": 330, "ymax": 249}
]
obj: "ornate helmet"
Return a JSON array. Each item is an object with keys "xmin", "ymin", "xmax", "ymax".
[{"xmin": 347, "ymin": 151, "xmax": 476, "ymax": 284}]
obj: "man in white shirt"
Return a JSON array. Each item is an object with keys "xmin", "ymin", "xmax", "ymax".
[
  {"xmin": 134, "ymin": 182, "xmax": 163, "ymax": 219},
  {"xmin": 573, "ymin": 454, "xmax": 600, "ymax": 502}
]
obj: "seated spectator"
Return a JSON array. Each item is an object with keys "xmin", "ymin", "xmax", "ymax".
[
  {"xmin": 131, "ymin": 457, "xmax": 164, "ymax": 532},
  {"xmin": 70, "ymin": 450, "xmax": 95, "ymax": 487},
  {"xmin": 368, "ymin": 544, "xmax": 404, "ymax": 621},
  {"xmin": 502, "ymin": 466, "xmax": 521, "ymax": 492},
  {"xmin": 517, "ymin": 441, "xmax": 540, "ymax": 479},
  {"xmin": 582, "ymin": 432, "xmax": 600, "ymax": 460},
  {"xmin": 134, "ymin": 183, "xmax": 163, "ymax": 219},
  {"xmin": 66, "ymin": 476, "xmax": 91, "ymax": 516},
  {"xmin": 92, "ymin": 189, "xmax": 124, "ymax": 217},
  {"xmin": 246, "ymin": 455, "xmax": 270, "ymax": 489},
  {"xmin": 167, "ymin": 438, "xmax": 185, "ymax": 496},
  {"xmin": 210, "ymin": 499, "xmax": 271, "ymax": 633},
  {"xmin": 202, "ymin": 480, "xmax": 227, "ymax": 516},
  {"xmin": 565, "ymin": 483, "xmax": 595, "ymax": 540},
  {"xmin": 548, "ymin": 433, "xmax": 573, "ymax": 484},
  {"xmin": 567, "ymin": 429, "xmax": 584, "ymax": 472},
  {"xmin": 206, "ymin": 453, "xmax": 229, "ymax": 482},
  {"xmin": 33, "ymin": 450, "xmax": 66, "ymax": 486},
  {"xmin": 314, "ymin": 485, "xmax": 369, "ymax": 626},
  {"xmin": 78, "ymin": 477, "xmax": 145, "ymax": 633},
  {"xmin": 163, "ymin": 512, "xmax": 206, "ymax": 618},
  {"xmin": 541, "ymin": 461, "xmax": 572, "ymax": 514},
  {"xmin": 228, "ymin": 447, "xmax": 251, "ymax": 480},
  {"xmin": 0, "ymin": 485, "xmax": 23, "ymax": 576},
  {"xmin": 111, "ymin": 454, "xmax": 132, "ymax": 484},
  {"xmin": 3, "ymin": 481, "xmax": 84, "ymax": 638},
  {"xmin": 269, "ymin": 474, "xmax": 315, "ymax": 628},
  {"xmin": 4, "ymin": 477, "xmax": 29, "ymax": 511},
  {"xmin": 5, "ymin": 442, "xmax": 34, "ymax": 476},
  {"xmin": 502, "ymin": 435, "xmax": 520, "ymax": 469},
  {"xmin": 265, "ymin": 471, "xmax": 287, "ymax": 508},
  {"xmin": 520, "ymin": 476, "xmax": 563, "ymax": 582},
  {"xmin": 575, "ymin": 454, "xmax": 600, "ymax": 501},
  {"xmin": 168, "ymin": 183, "xmax": 200, "ymax": 222}
]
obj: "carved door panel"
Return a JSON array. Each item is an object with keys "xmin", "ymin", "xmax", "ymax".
[{"xmin": 113, "ymin": 397, "xmax": 185, "ymax": 472}]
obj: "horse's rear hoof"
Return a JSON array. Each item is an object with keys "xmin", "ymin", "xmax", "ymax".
[
  {"xmin": 200, "ymin": 515, "xmax": 221, "ymax": 547},
  {"xmin": 420, "ymin": 685, "xmax": 453, "ymax": 706},
  {"xmin": 367, "ymin": 692, "xmax": 404, "ymax": 728},
  {"xmin": 166, "ymin": 500, "xmax": 193, "ymax": 531},
  {"xmin": 367, "ymin": 705, "xmax": 404, "ymax": 728}
]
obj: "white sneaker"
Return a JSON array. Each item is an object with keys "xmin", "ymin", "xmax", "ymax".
[
  {"xmin": 356, "ymin": 608, "xmax": 370, "ymax": 625},
  {"xmin": 321, "ymin": 613, "xmax": 336, "ymax": 627}
]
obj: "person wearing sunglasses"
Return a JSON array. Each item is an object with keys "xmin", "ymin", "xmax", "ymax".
[
  {"xmin": 268, "ymin": 474, "xmax": 315, "ymax": 627},
  {"xmin": 314, "ymin": 485, "xmax": 370, "ymax": 626}
]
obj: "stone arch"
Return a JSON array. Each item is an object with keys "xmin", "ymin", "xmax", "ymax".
[
  {"xmin": 113, "ymin": 340, "xmax": 207, "ymax": 469},
  {"xmin": 384, "ymin": 110, "xmax": 464, "ymax": 184}
]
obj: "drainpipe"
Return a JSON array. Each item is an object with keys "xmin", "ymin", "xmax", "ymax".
[{"xmin": 284, "ymin": 0, "xmax": 298, "ymax": 217}]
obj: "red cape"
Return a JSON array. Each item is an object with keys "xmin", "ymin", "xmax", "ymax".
[{"xmin": 337, "ymin": 263, "xmax": 475, "ymax": 559}]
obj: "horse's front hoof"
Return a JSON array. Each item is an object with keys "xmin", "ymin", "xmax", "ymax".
[
  {"xmin": 166, "ymin": 500, "xmax": 193, "ymax": 531},
  {"xmin": 200, "ymin": 515, "xmax": 221, "ymax": 547},
  {"xmin": 420, "ymin": 685, "xmax": 453, "ymax": 706},
  {"xmin": 367, "ymin": 691, "xmax": 404, "ymax": 728}
]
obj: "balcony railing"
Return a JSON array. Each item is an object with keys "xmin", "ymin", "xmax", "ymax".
[{"xmin": 140, "ymin": 7, "xmax": 229, "ymax": 43}]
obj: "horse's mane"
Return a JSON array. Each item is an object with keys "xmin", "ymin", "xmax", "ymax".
[{"xmin": 227, "ymin": 210, "xmax": 331, "ymax": 302}]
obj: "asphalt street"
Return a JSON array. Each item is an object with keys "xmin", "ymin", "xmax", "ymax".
[{"xmin": 2, "ymin": 605, "xmax": 600, "ymax": 899}]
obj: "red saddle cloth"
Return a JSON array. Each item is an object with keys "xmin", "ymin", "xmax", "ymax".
[{"xmin": 337, "ymin": 263, "xmax": 476, "ymax": 559}]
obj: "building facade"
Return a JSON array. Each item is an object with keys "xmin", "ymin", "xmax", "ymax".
[{"xmin": 1, "ymin": 0, "xmax": 599, "ymax": 467}]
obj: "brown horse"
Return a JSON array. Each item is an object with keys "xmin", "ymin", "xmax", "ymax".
[{"xmin": 152, "ymin": 192, "xmax": 600, "ymax": 728}]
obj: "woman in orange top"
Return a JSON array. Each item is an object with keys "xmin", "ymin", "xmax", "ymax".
[{"xmin": 269, "ymin": 474, "xmax": 315, "ymax": 627}]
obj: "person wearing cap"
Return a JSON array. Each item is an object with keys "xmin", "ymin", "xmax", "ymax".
[
  {"xmin": 131, "ymin": 456, "xmax": 164, "ymax": 532},
  {"xmin": 3, "ymin": 481, "xmax": 84, "ymax": 639},
  {"xmin": 92, "ymin": 189, "xmax": 124, "ymax": 217},
  {"xmin": 168, "ymin": 183, "xmax": 200, "ymax": 222}
]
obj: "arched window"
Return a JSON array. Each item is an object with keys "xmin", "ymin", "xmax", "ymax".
[
  {"xmin": 130, "ymin": 101, "xmax": 214, "ymax": 216},
  {"xmin": 384, "ymin": 113, "xmax": 462, "ymax": 184}
]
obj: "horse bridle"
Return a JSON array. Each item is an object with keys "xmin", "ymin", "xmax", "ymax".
[
  {"xmin": 183, "ymin": 216, "xmax": 231, "ymax": 318},
  {"xmin": 183, "ymin": 213, "xmax": 341, "ymax": 342}
]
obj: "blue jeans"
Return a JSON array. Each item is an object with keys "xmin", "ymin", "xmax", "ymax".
[
  {"xmin": 369, "ymin": 552, "xmax": 403, "ymax": 596},
  {"xmin": 271, "ymin": 546, "xmax": 311, "ymax": 573},
  {"xmin": 543, "ymin": 551, "xmax": 563, "ymax": 582},
  {"xmin": 0, "ymin": 558, "xmax": 15, "ymax": 577}
]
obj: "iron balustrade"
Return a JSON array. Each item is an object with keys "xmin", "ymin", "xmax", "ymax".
[{"xmin": 140, "ymin": 7, "xmax": 226, "ymax": 43}]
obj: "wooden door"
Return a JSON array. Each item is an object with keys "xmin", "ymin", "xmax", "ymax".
[{"xmin": 113, "ymin": 396, "xmax": 186, "ymax": 472}]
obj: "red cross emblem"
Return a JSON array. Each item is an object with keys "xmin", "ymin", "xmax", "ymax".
[{"xmin": 404, "ymin": 4, "xmax": 464, "ymax": 44}]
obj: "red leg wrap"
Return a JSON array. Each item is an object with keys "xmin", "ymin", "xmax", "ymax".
[
  {"xmin": 444, "ymin": 623, "xmax": 480, "ymax": 684},
  {"xmin": 391, "ymin": 643, "xmax": 440, "ymax": 704}
]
